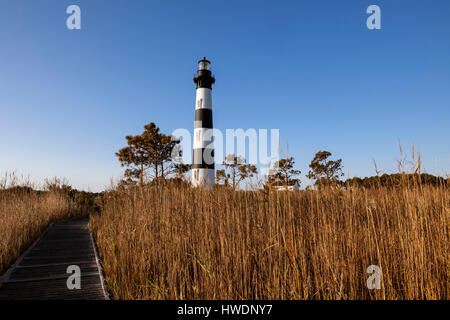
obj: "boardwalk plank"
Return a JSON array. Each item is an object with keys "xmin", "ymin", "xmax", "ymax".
[{"xmin": 0, "ymin": 218, "xmax": 109, "ymax": 300}]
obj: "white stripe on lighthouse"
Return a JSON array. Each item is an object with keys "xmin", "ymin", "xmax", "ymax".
[
  {"xmin": 193, "ymin": 128, "xmax": 214, "ymax": 149},
  {"xmin": 196, "ymin": 88, "xmax": 212, "ymax": 110}
]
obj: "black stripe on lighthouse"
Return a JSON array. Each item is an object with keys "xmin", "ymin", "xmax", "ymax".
[
  {"xmin": 192, "ymin": 148, "xmax": 215, "ymax": 169},
  {"xmin": 195, "ymin": 109, "xmax": 213, "ymax": 128}
]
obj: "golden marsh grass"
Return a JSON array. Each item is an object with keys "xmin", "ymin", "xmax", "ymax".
[
  {"xmin": 90, "ymin": 182, "xmax": 449, "ymax": 300},
  {"xmin": 0, "ymin": 175, "xmax": 87, "ymax": 276}
]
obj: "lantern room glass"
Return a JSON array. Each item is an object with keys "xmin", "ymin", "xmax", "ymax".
[{"xmin": 198, "ymin": 60, "xmax": 210, "ymax": 71}]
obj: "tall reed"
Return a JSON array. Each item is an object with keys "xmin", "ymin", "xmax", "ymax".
[
  {"xmin": 90, "ymin": 182, "xmax": 448, "ymax": 300},
  {"xmin": 0, "ymin": 174, "xmax": 87, "ymax": 276}
]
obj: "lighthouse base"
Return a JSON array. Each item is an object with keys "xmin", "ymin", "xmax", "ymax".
[{"xmin": 191, "ymin": 168, "xmax": 215, "ymax": 189}]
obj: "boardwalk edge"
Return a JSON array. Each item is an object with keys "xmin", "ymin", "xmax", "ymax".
[
  {"xmin": 0, "ymin": 223, "xmax": 54, "ymax": 287},
  {"xmin": 89, "ymin": 232, "xmax": 110, "ymax": 300}
]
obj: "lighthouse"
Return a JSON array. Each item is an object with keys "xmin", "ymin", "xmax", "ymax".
[{"xmin": 191, "ymin": 57, "xmax": 215, "ymax": 188}]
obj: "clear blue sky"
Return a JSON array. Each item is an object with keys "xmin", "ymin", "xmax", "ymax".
[{"xmin": 0, "ymin": 0, "xmax": 449, "ymax": 191}]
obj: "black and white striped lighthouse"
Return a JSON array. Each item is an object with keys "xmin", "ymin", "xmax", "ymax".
[{"xmin": 191, "ymin": 57, "xmax": 215, "ymax": 188}]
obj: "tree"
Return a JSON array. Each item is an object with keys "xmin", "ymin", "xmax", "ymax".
[
  {"xmin": 116, "ymin": 122, "xmax": 181, "ymax": 187},
  {"xmin": 116, "ymin": 134, "xmax": 148, "ymax": 187},
  {"xmin": 170, "ymin": 144, "xmax": 191, "ymax": 180},
  {"xmin": 215, "ymin": 154, "xmax": 258, "ymax": 190},
  {"xmin": 307, "ymin": 151, "xmax": 344, "ymax": 186},
  {"xmin": 267, "ymin": 157, "xmax": 301, "ymax": 188}
]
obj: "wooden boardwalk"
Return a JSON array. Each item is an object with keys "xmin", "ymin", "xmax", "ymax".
[{"xmin": 0, "ymin": 219, "xmax": 109, "ymax": 300}]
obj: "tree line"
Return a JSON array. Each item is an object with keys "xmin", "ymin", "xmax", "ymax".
[{"xmin": 116, "ymin": 122, "xmax": 448, "ymax": 190}]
